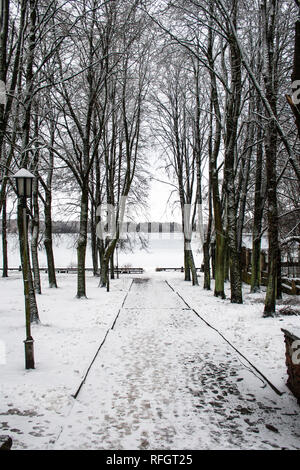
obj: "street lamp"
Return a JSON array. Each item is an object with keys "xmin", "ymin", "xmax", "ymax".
[
  {"xmin": 14, "ymin": 168, "xmax": 35, "ymax": 369},
  {"xmin": 116, "ymin": 243, "xmax": 119, "ymax": 279}
]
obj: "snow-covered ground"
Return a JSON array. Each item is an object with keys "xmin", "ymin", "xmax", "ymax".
[
  {"xmin": 53, "ymin": 277, "xmax": 300, "ymax": 450},
  {"xmin": 0, "ymin": 272, "xmax": 132, "ymax": 449},
  {"xmin": 0, "ymin": 266, "xmax": 300, "ymax": 450},
  {"xmin": 169, "ymin": 275, "xmax": 300, "ymax": 395}
]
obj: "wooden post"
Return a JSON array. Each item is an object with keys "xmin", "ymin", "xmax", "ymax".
[
  {"xmin": 291, "ymin": 280, "xmax": 297, "ymax": 295},
  {"xmin": 260, "ymin": 250, "xmax": 266, "ymax": 272}
]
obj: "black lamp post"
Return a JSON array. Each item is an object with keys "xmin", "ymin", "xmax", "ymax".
[
  {"xmin": 116, "ymin": 243, "xmax": 119, "ymax": 279},
  {"xmin": 14, "ymin": 168, "xmax": 35, "ymax": 369}
]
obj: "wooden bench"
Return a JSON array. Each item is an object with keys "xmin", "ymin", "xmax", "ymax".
[
  {"xmin": 1, "ymin": 267, "xmax": 144, "ymax": 275},
  {"xmin": 156, "ymin": 267, "xmax": 203, "ymax": 272},
  {"xmin": 114, "ymin": 268, "xmax": 144, "ymax": 274}
]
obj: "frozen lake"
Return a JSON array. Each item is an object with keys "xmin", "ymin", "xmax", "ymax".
[{"xmin": 1, "ymin": 233, "xmax": 203, "ymax": 272}]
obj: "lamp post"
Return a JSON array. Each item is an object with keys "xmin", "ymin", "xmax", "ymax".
[
  {"xmin": 116, "ymin": 243, "xmax": 119, "ymax": 279},
  {"xmin": 14, "ymin": 168, "xmax": 35, "ymax": 369}
]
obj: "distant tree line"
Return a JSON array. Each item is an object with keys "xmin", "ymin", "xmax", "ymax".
[{"xmin": 0, "ymin": 220, "xmax": 184, "ymax": 234}]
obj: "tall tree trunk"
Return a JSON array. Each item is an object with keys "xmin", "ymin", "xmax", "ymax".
[
  {"xmin": 277, "ymin": 247, "xmax": 282, "ymax": 299},
  {"xmin": 91, "ymin": 211, "xmax": 98, "ymax": 277},
  {"xmin": 110, "ymin": 252, "xmax": 115, "ymax": 280},
  {"xmin": 237, "ymin": 117, "xmax": 254, "ymax": 254},
  {"xmin": 0, "ymin": 0, "xmax": 27, "ymax": 212},
  {"xmin": 264, "ymin": 114, "xmax": 279, "ymax": 315},
  {"xmin": 203, "ymin": 241, "xmax": 210, "ymax": 289},
  {"xmin": 31, "ymin": 171, "xmax": 41, "ymax": 294},
  {"xmin": 44, "ymin": 117, "xmax": 57, "ymax": 288},
  {"xmin": 17, "ymin": 201, "xmax": 39, "ymax": 323},
  {"xmin": 77, "ymin": 184, "xmax": 89, "ymax": 298},
  {"xmin": 100, "ymin": 258, "xmax": 108, "ymax": 287},
  {"xmin": 16, "ymin": 0, "xmax": 39, "ymax": 321},
  {"xmin": 223, "ymin": 226, "xmax": 230, "ymax": 282},
  {"xmin": 31, "ymin": 111, "xmax": 41, "ymax": 294},
  {"xmin": 2, "ymin": 195, "xmax": 8, "ymax": 277},
  {"xmin": 0, "ymin": 0, "xmax": 9, "ymax": 169},
  {"xmin": 207, "ymin": 12, "xmax": 225, "ymax": 299},
  {"xmin": 184, "ymin": 237, "xmax": 198, "ymax": 286},
  {"xmin": 203, "ymin": 101, "xmax": 214, "ymax": 291},
  {"xmin": 189, "ymin": 249, "xmax": 198, "ymax": 286},
  {"xmin": 182, "ymin": 205, "xmax": 198, "ymax": 285},
  {"xmin": 223, "ymin": 1, "xmax": 243, "ymax": 304},
  {"xmin": 184, "ymin": 245, "xmax": 191, "ymax": 281},
  {"xmin": 193, "ymin": 58, "xmax": 203, "ymax": 289},
  {"xmin": 211, "ymin": 241, "xmax": 216, "ymax": 279},
  {"xmin": 251, "ymin": 112, "xmax": 264, "ymax": 292},
  {"xmin": 203, "ymin": 184, "xmax": 212, "ymax": 290},
  {"xmin": 100, "ymin": 237, "xmax": 117, "ymax": 288},
  {"xmin": 263, "ymin": 0, "xmax": 280, "ymax": 317},
  {"xmin": 250, "ymin": 7, "xmax": 265, "ymax": 294},
  {"xmin": 44, "ymin": 187, "xmax": 57, "ymax": 288}
]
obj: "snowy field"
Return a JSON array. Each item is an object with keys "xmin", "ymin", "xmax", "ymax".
[
  {"xmin": 0, "ymin": 236, "xmax": 300, "ymax": 450},
  {"xmin": 0, "ymin": 272, "xmax": 133, "ymax": 449}
]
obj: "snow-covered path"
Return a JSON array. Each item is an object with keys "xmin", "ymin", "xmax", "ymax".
[{"xmin": 53, "ymin": 278, "xmax": 300, "ymax": 450}]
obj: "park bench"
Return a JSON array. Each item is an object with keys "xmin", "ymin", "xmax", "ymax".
[
  {"xmin": 114, "ymin": 267, "xmax": 144, "ymax": 274},
  {"xmin": 156, "ymin": 267, "xmax": 203, "ymax": 272},
  {"xmin": 1, "ymin": 266, "xmax": 144, "ymax": 275}
]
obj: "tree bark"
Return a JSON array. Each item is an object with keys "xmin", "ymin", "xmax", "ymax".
[
  {"xmin": 77, "ymin": 184, "xmax": 89, "ymax": 298},
  {"xmin": 203, "ymin": 184, "xmax": 212, "ymax": 290},
  {"xmin": 91, "ymin": 213, "xmax": 99, "ymax": 277},
  {"xmin": 16, "ymin": 0, "xmax": 39, "ymax": 322},
  {"xmin": 0, "ymin": 0, "xmax": 9, "ymax": 168},
  {"xmin": 223, "ymin": 1, "xmax": 243, "ymax": 304},
  {"xmin": 0, "ymin": 0, "xmax": 26, "ymax": 212},
  {"xmin": 30, "ymin": 111, "xmax": 41, "ymax": 294},
  {"xmin": 17, "ymin": 201, "xmax": 39, "ymax": 323},
  {"xmin": 110, "ymin": 252, "xmax": 115, "ymax": 280},
  {"xmin": 44, "ymin": 187, "xmax": 57, "ymax": 288},
  {"xmin": 207, "ymin": 15, "xmax": 225, "ymax": 299},
  {"xmin": 263, "ymin": 0, "xmax": 280, "ymax": 316},
  {"xmin": 2, "ymin": 195, "xmax": 8, "ymax": 277},
  {"xmin": 31, "ymin": 172, "xmax": 41, "ymax": 294},
  {"xmin": 251, "ymin": 105, "xmax": 264, "ymax": 293}
]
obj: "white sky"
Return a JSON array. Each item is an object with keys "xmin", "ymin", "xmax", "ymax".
[
  {"xmin": 147, "ymin": 179, "xmax": 180, "ymax": 222},
  {"xmin": 146, "ymin": 149, "xmax": 182, "ymax": 223}
]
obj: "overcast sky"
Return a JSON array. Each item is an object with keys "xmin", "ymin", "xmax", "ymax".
[
  {"xmin": 148, "ymin": 179, "xmax": 181, "ymax": 222},
  {"xmin": 146, "ymin": 149, "xmax": 182, "ymax": 223}
]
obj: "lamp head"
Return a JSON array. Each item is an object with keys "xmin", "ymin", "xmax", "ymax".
[{"xmin": 14, "ymin": 168, "xmax": 35, "ymax": 199}]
